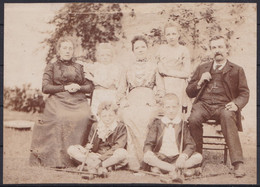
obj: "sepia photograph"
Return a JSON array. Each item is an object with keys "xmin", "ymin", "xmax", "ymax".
[{"xmin": 3, "ymin": 2, "xmax": 257, "ymax": 184}]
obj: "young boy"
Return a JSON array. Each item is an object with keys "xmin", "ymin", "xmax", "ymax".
[
  {"xmin": 156, "ymin": 23, "xmax": 191, "ymax": 116},
  {"xmin": 67, "ymin": 101, "xmax": 128, "ymax": 174},
  {"xmin": 143, "ymin": 93, "xmax": 202, "ymax": 178}
]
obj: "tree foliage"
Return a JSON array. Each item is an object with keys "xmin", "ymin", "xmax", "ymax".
[
  {"xmin": 4, "ymin": 84, "xmax": 45, "ymax": 113},
  {"xmin": 145, "ymin": 3, "xmax": 247, "ymax": 68},
  {"xmin": 44, "ymin": 3, "xmax": 123, "ymax": 63}
]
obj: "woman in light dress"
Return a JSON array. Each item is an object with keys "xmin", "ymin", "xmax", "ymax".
[
  {"xmin": 117, "ymin": 36, "xmax": 165, "ymax": 169},
  {"xmin": 156, "ymin": 23, "xmax": 191, "ymax": 117},
  {"xmin": 84, "ymin": 43, "xmax": 123, "ymax": 117}
]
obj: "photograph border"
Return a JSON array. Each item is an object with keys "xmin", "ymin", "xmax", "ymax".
[{"xmin": 0, "ymin": 0, "xmax": 259, "ymax": 185}]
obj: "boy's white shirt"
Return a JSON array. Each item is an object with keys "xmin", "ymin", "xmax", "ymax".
[
  {"xmin": 96, "ymin": 120, "xmax": 118, "ymax": 142},
  {"xmin": 159, "ymin": 116, "xmax": 181, "ymax": 157}
]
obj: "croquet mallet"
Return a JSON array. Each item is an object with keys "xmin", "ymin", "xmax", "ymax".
[
  {"xmin": 79, "ymin": 128, "xmax": 98, "ymax": 172},
  {"xmin": 176, "ymin": 105, "xmax": 188, "ymax": 178}
]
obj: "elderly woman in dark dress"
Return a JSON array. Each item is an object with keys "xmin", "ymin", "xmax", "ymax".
[{"xmin": 29, "ymin": 37, "xmax": 94, "ymax": 168}]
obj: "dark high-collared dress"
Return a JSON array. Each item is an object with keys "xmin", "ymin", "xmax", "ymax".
[{"xmin": 29, "ymin": 59, "xmax": 94, "ymax": 168}]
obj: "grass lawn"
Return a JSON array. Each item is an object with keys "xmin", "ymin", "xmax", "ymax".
[{"xmin": 3, "ymin": 109, "xmax": 257, "ymax": 184}]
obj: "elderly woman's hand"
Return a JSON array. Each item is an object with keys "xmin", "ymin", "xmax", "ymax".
[{"xmin": 64, "ymin": 83, "xmax": 81, "ymax": 93}]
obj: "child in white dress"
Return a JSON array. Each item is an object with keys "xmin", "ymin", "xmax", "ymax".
[
  {"xmin": 156, "ymin": 23, "xmax": 191, "ymax": 117},
  {"xmin": 84, "ymin": 43, "xmax": 123, "ymax": 117}
]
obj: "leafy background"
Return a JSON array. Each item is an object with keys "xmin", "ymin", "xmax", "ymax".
[
  {"xmin": 43, "ymin": 3, "xmax": 255, "ymax": 71},
  {"xmin": 4, "ymin": 3, "xmax": 256, "ymax": 125}
]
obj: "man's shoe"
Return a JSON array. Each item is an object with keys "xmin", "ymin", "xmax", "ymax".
[{"xmin": 234, "ymin": 163, "xmax": 245, "ymax": 178}]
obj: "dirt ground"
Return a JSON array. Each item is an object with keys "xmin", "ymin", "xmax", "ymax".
[{"xmin": 3, "ymin": 109, "xmax": 257, "ymax": 184}]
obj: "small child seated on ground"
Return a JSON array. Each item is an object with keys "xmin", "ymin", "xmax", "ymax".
[
  {"xmin": 142, "ymin": 93, "xmax": 202, "ymax": 178},
  {"xmin": 67, "ymin": 101, "xmax": 128, "ymax": 174}
]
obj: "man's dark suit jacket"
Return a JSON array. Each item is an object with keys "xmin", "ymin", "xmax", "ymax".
[{"xmin": 186, "ymin": 60, "xmax": 249, "ymax": 131}]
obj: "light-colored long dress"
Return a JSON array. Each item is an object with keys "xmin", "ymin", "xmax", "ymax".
[
  {"xmin": 156, "ymin": 44, "xmax": 191, "ymax": 116},
  {"xmin": 84, "ymin": 62, "xmax": 122, "ymax": 116},
  {"xmin": 117, "ymin": 60, "xmax": 165, "ymax": 169}
]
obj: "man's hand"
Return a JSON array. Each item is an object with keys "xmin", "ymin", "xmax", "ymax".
[
  {"xmin": 225, "ymin": 102, "xmax": 238, "ymax": 111},
  {"xmin": 175, "ymin": 154, "xmax": 188, "ymax": 169},
  {"xmin": 197, "ymin": 72, "xmax": 212, "ymax": 88}
]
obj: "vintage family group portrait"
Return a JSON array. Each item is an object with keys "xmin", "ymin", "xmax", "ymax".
[{"xmin": 3, "ymin": 2, "xmax": 257, "ymax": 184}]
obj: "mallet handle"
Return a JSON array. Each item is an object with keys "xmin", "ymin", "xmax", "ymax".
[{"xmin": 79, "ymin": 127, "xmax": 98, "ymax": 171}]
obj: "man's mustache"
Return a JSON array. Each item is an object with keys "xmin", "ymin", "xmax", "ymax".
[{"xmin": 214, "ymin": 52, "xmax": 223, "ymax": 57}]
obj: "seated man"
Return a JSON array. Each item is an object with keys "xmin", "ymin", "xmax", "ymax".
[
  {"xmin": 143, "ymin": 93, "xmax": 202, "ymax": 179},
  {"xmin": 186, "ymin": 36, "xmax": 249, "ymax": 178},
  {"xmin": 67, "ymin": 101, "xmax": 128, "ymax": 174}
]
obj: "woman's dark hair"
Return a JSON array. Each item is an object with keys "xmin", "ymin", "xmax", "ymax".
[{"xmin": 131, "ymin": 35, "xmax": 148, "ymax": 51}]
